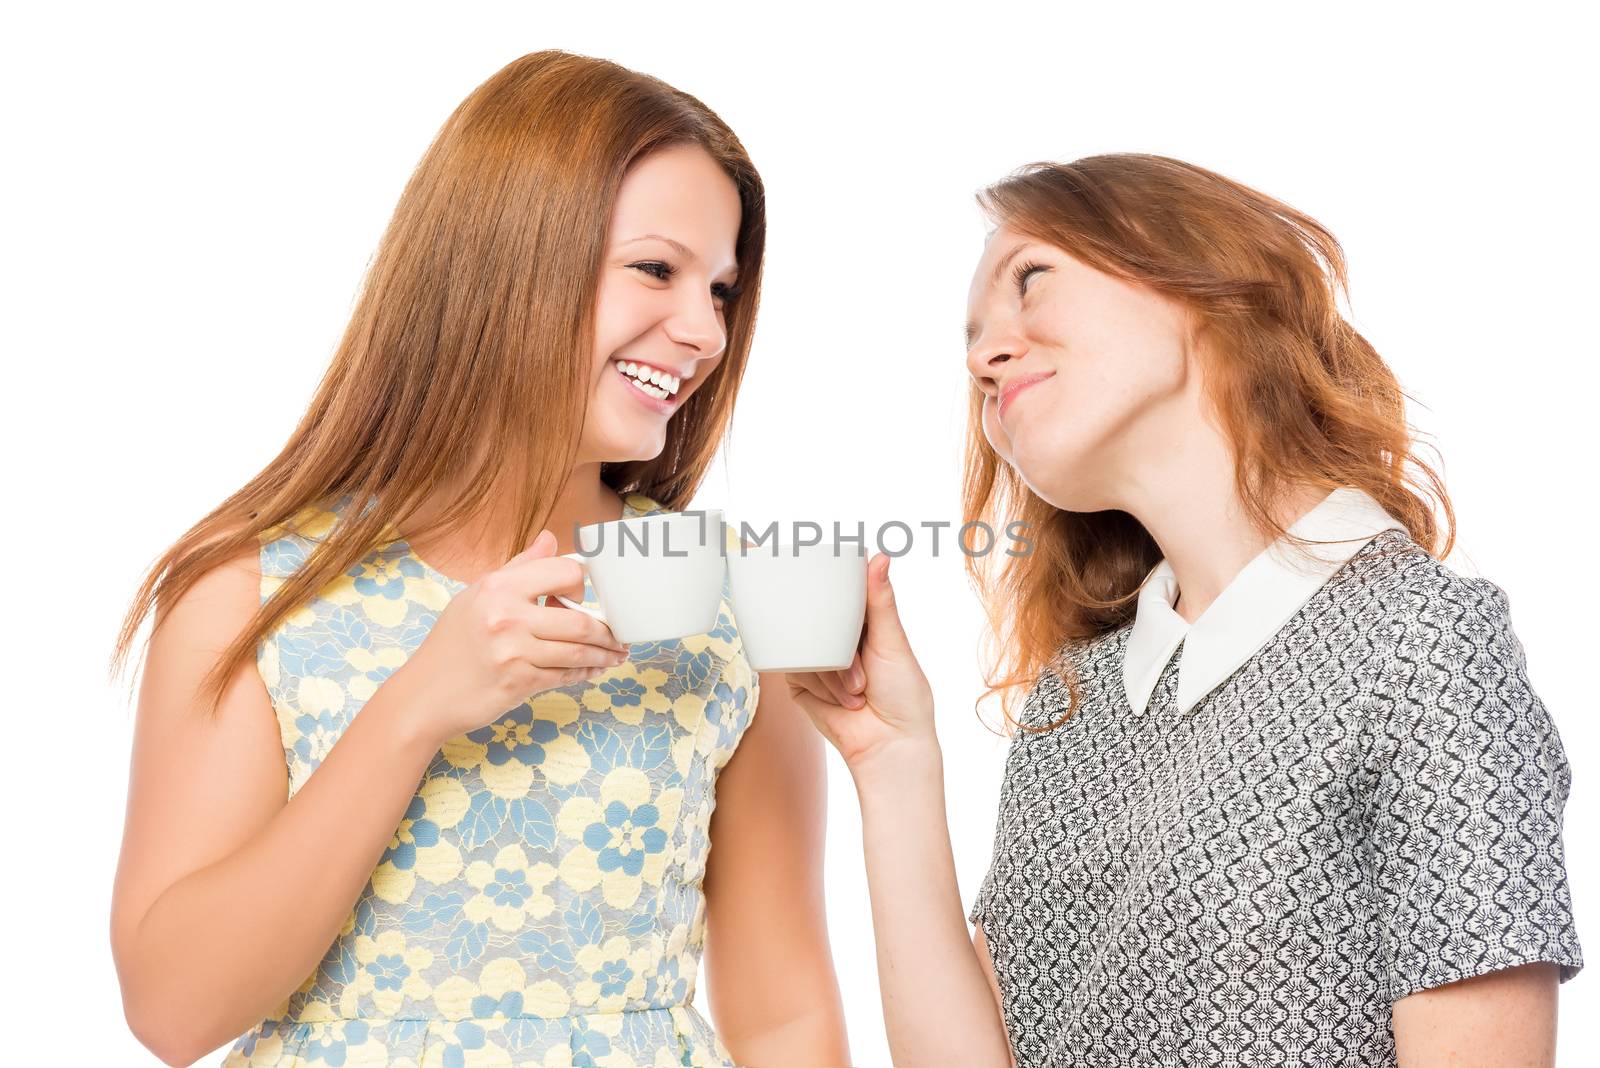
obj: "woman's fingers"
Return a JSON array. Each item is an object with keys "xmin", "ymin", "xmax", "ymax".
[
  {"xmin": 786, "ymin": 671, "xmax": 826, "ymax": 704},
  {"xmin": 500, "ymin": 553, "xmax": 588, "ymax": 604},
  {"xmin": 529, "ymin": 639, "xmax": 629, "ymax": 670},
  {"xmin": 525, "ymin": 605, "xmax": 627, "ymax": 653},
  {"xmin": 787, "ymin": 672, "xmax": 837, "ymax": 710},
  {"xmin": 844, "ymin": 651, "xmax": 865, "ymax": 695},
  {"xmin": 785, "ymin": 685, "xmax": 832, "ymax": 733},
  {"xmin": 788, "ymin": 669, "xmax": 862, "ymax": 711},
  {"xmin": 860, "ymin": 553, "xmax": 913, "ymax": 658},
  {"xmin": 505, "ymin": 528, "xmax": 558, "ymax": 566},
  {"xmin": 817, "ymin": 668, "xmax": 862, "ymax": 710}
]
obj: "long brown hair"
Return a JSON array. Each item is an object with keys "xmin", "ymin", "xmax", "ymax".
[
  {"xmin": 962, "ymin": 154, "xmax": 1452, "ymax": 731},
  {"xmin": 110, "ymin": 50, "xmax": 766, "ymax": 712}
]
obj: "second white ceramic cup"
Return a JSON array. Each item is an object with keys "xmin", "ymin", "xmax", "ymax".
[{"xmin": 726, "ymin": 538, "xmax": 867, "ymax": 672}]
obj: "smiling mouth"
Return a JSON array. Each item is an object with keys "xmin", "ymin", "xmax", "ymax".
[
  {"xmin": 998, "ymin": 372, "xmax": 1054, "ymax": 419},
  {"xmin": 612, "ymin": 359, "xmax": 683, "ymax": 401}
]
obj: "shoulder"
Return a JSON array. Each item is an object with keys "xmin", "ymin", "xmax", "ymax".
[
  {"xmin": 1370, "ymin": 527, "xmax": 1509, "ymax": 613},
  {"xmin": 1009, "ymin": 627, "xmax": 1129, "ymax": 733},
  {"xmin": 1340, "ymin": 529, "xmax": 1522, "ymax": 665},
  {"xmin": 1356, "ymin": 538, "xmax": 1563, "ymax": 759},
  {"xmin": 156, "ymin": 494, "xmax": 352, "ymax": 642},
  {"xmin": 145, "ymin": 533, "xmax": 267, "ymax": 715},
  {"xmin": 153, "ymin": 524, "xmax": 263, "ymax": 636},
  {"xmin": 256, "ymin": 496, "xmax": 351, "ymax": 579},
  {"xmin": 258, "ymin": 497, "xmax": 345, "ymax": 544}
]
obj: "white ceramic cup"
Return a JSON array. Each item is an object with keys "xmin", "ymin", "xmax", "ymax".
[
  {"xmin": 538, "ymin": 509, "xmax": 726, "ymax": 644},
  {"xmin": 726, "ymin": 537, "xmax": 867, "ymax": 672}
]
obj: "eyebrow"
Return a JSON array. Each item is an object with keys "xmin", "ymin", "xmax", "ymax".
[
  {"xmin": 621, "ymin": 233, "xmax": 739, "ymax": 280},
  {"xmin": 964, "ymin": 242, "xmax": 1034, "ymax": 348}
]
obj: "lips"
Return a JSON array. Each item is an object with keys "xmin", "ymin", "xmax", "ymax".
[
  {"xmin": 613, "ymin": 358, "xmax": 687, "ymax": 398},
  {"xmin": 612, "ymin": 360, "xmax": 684, "ymax": 415},
  {"xmin": 997, "ymin": 371, "xmax": 1055, "ymax": 421}
]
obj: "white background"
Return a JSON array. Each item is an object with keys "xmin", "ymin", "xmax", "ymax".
[{"xmin": 5, "ymin": 2, "xmax": 1595, "ymax": 1064}]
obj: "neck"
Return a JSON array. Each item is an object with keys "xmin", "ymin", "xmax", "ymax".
[
  {"xmin": 1110, "ymin": 410, "xmax": 1323, "ymax": 626},
  {"xmin": 540, "ymin": 463, "xmax": 627, "ymax": 555},
  {"xmin": 402, "ymin": 460, "xmax": 625, "ymax": 584}
]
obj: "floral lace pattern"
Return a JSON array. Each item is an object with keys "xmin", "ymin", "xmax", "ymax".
[{"xmin": 225, "ymin": 492, "xmax": 757, "ymax": 1067}]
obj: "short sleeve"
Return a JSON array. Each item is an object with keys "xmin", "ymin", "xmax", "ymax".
[
  {"xmin": 1370, "ymin": 576, "xmax": 1583, "ymax": 1001},
  {"xmin": 968, "ymin": 748, "xmax": 1022, "ymax": 927},
  {"xmin": 966, "ymin": 666, "xmax": 1065, "ymax": 927},
  {"xmin": 967, "ymin": 868, "xmax": 995, "ymax": 927},
  {"xmin": 967, "ymin": 734, "xmax": 1017, "ymax": 928}
]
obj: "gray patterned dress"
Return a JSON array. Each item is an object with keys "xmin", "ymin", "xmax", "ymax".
[{"xmin": 968, "ymin": 527, "xmax": 1582, "ymax": 1066}]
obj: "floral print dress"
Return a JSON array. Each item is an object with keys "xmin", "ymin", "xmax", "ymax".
[{"xmin": 223, "ymin": 491, "xmax": 757, "ymax": 1067}]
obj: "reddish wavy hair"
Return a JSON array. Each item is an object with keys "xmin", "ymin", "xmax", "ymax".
[{"xmin": 961, "ymin": 154, "xmax": 1453, "ymax": 732}]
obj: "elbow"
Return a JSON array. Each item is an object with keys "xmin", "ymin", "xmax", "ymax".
[
  {"xmin": 115, "ymin": 945, "xmax": 275, "ymax": 1066},
  {"xmin": 125, "ymin": 1004, "xmax": 203, "ymax": 1061},
  {"xmin": 112, "ymin": 924, "xmax": 216, "ymax": 1066},
  {"xmin": 121, "ymin": 986, "xmax": 210, "ymax": 1067}
]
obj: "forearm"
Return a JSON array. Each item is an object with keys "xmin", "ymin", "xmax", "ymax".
[
  {"xmin": 719, "ymin": 1002, "xmax": 851, "ymax": 1068},
  {"xmin": 853, "ymin": 741, "xmax": 1011, "ymax": 1066},
  {"xmin": 121, "ymin": 671, "xmax": 441, "ymax": 1061},
  {"xmin": 704, "ymin": 678, "xmax": 851, "ymax": 1067},
  {"xmin": 709, "ymin": 927, "xmax": 850, "ymax": 1066}
]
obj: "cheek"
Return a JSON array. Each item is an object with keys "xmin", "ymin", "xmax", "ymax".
[
  {"xmin": 1078, "ymin": 293, "xmax": 1189, "ymax": 399},
  {"xmin": 1058, "ymin": 319, "xmax": 1186, "ymax": 431},
  {"xmin": 591, "ymin": 288, "xmax": 623, "ymax": 371},
  {"xmin": 1091, "ymin": 346, "xmax": 1185, "ymax": 426},
  {"xmin": 591, "ymin": 275, "xmax": 656, "ymax": 366},
  {"xmin": 998, "ymin": 373, "xmax": 1102, "ymax": 478}
]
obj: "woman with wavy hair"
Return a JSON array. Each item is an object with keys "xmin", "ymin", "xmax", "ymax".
[
  {"xmin": 109, "ymin": 51, "xmax": 849, "ymax": 1067},
  {"xmin": 792, "ymin": 154, "xmax": 1581, "ymax": 1065}
]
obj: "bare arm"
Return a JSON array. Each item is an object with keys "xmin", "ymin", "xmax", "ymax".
[
  {"xmin": 787, "ymin": 554, "xmax": 1011, "ymax": 1066},
  {"xmin": 1378, "ymin": 583, "xmax": 1575, "ymax": 1066},
  {"xmin": 973, "ymin": 924, "xmax": 1016, "ymax": 1067},
  {"xmin": 704, "ymin": 673, "xmax": 850, "ymax": 1066},
  {"xmin": 1392, "ymin": 963, "xmax": 1558, "ymax": 1067},
  {"xmin": 109, "ymin": 548, "xmax": 449, "ymax": 1065},
  {"xmin": 111, "ymin": 531, "xmax": 625, "ymax": 1065},
  {"xmin": 850, "ymin": 740, "xmax": 1012, "ymax": 1065}
]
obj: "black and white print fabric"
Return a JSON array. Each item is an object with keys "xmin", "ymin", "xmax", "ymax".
[{"xmin": 968, "ymin": 529, "xmax": 1582, "ymax": 1066}]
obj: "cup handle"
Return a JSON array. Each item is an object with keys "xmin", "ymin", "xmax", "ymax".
[{"xmin": 537, "ymin": 551, "xmax": 608, "ymax": 624}]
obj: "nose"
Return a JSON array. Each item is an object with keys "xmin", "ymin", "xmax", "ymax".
[
  {"xmin": 966, "ymin": 329, "xmax": 1027, "ymax": 398},
  {"xmin": 665, "ymin": 285, "xmax": 728, "ymax": 368}
]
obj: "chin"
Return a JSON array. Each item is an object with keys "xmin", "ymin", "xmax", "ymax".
[
  {"xmin": 1009, "ymin": 443, "xmax": 1101, "ymax": 513},
  {"xmin": 600, "ymin": 432, "xmax": 668, "ymax": 465}
]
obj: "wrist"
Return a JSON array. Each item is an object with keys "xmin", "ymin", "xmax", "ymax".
[
  {"xmin": 371, "ymin": 661, "xmax": 449, "ymax": 759},
  {"xmin": 848, "ymin": 733, "xmax": 943, "ymax": 795}
]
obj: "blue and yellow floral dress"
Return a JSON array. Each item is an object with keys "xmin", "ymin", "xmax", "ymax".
[{"xmin": 223, "ymin": 491, "xmax": 758, "ymax": 1067}]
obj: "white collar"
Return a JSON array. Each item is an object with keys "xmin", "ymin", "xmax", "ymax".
[{"xmin": 1122, "ymin": 487, "xmax": 1406, "ymax": 717}]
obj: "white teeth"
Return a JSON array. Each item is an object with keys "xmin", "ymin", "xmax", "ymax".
[
  {"xmin": 613, "ymin": 359, "xmax": 680, "ymax": 397},
  {"xmin": 627, "ymin": 377, "xmax": 669, "ymax": 400}
]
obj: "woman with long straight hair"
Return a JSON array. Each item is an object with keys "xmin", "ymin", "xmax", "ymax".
[
  {"xmin": 109, "ymin": 51, "xmax": 849, "ymax": 1067},
  {"xmin": 791, "ymin": 154, "xmax": 1582, "ymax": 1065}
]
